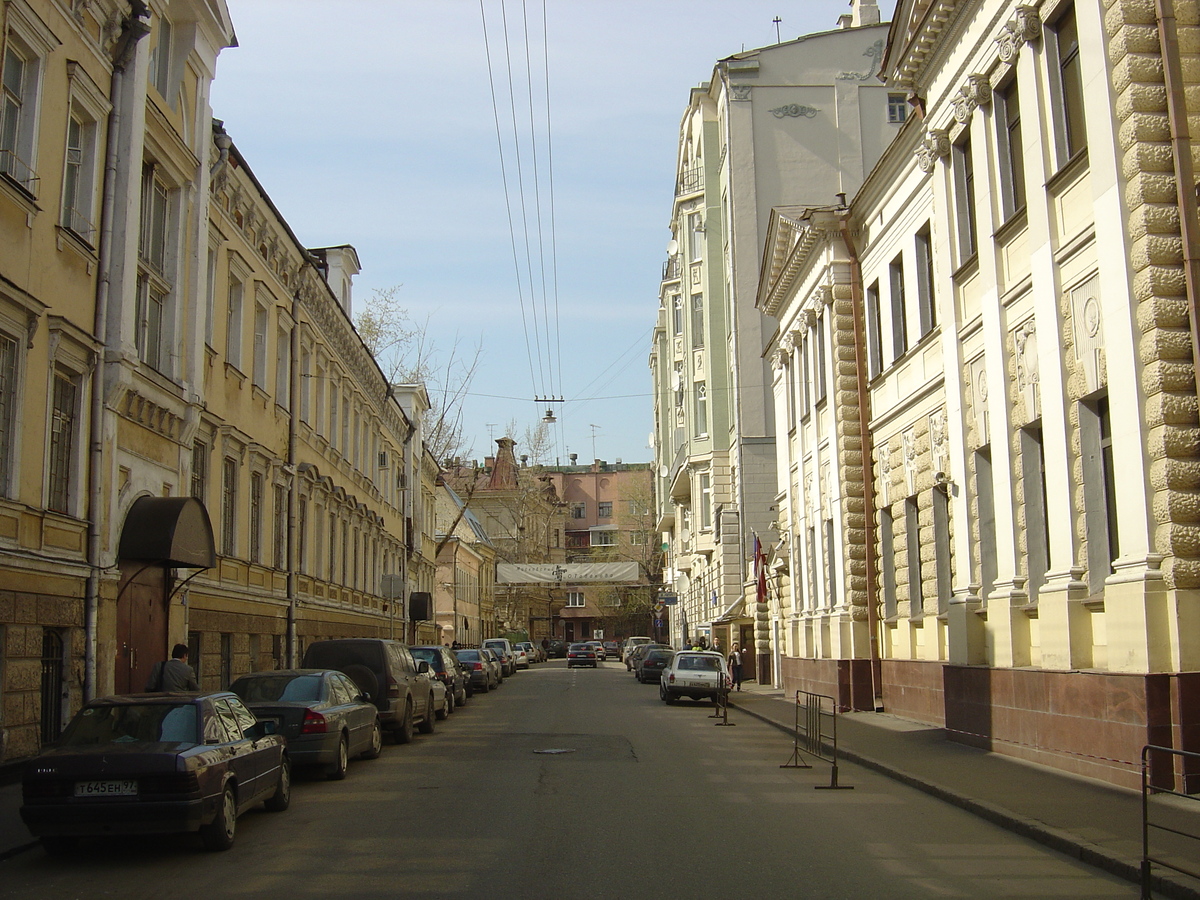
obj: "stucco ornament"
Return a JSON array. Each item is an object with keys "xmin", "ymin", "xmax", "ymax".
[
  {"xmin": 1014, "ymin": 320, "xmax": 1040, "ymax": 420},
  {"xmin": 915, "ymin": 128, "xmax": 951, "ymax": 173},
  {"xmin": 1070, "ymin": 275, "xmax": 1105, "ymax": 394},
  {"xmin": 838, "ymin": 40, "xmax": 884, "ymax": 81},
  {"xmin": 902, "ymin": 428, "xmax": 918, "ymax": 497},
  {"xmin": 952, "ymin": 75, "xmax": 992, "ymax": 124},
  {"xmin": 730, "ymin": 85, "xmax": 752, "ymax": 101},
  {"xmin": 997, "ymin": 6, "xmax": 1042, "ymax": 63},
  {"xmin": 769, "ymin": 104, "xmax": 819, "ymax": 119},
  {"xmin": 877, "ymin": 440, "xmax": 892, "ymax": 508},
  {"xmin": 929, "ymin": 409, "xmax": 949, "ymax": 480}
]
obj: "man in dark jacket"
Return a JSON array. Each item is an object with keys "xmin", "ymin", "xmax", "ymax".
[{"xmin": 145, "ymin": 643, "xmax": 199, "ymax": 692}]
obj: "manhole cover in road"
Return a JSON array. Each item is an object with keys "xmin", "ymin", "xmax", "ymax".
[{"xmin": 533, "ymin": 749, "xmax": 576, "ymax": 755}]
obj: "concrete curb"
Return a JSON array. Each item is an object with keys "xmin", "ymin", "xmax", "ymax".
[{"xmin": 727, "ymin": 695, "xmax": 1200, "ymax": 900}]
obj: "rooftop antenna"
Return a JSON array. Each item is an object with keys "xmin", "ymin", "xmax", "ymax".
[
  {"xmin": 589, "ymin": 424, "xmax": 601, "ymax": 462},
  {"xmin": 486, "ymin": 423, "xmax": 498, "ymax": 441},
  {"xmin": 773, "ymin": 16, "xmax": 782, "ymax": 43}
]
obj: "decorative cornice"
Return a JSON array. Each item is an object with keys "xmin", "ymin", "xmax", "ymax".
[
  {"xmin": 915, "ymin": 127, "xmax": 951, "ymax": 173},
  {"xmin": 952, "ymin": 74, "xmax": 992, "ymax": 124},
  {"xmin": 996, "ymin": 5, "xmax": 1041, "ymax": 64},
  {"xmin": 838, "ymin": 39, "xmax": 885, "ymax": 82},
  {"xmin": 769, "ymin": 104, "xmax": 818, "ymax": 119}
]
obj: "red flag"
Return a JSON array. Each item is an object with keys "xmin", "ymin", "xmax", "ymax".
[{"xmin": 754, "ymin": 534, "xmax": 767, "ymax": 603}]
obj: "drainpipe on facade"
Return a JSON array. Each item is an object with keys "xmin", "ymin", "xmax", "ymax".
[
  {"xmin": 1155, "ymin": 0, "xmax": 1200, "ymax": 404},
  {"xmin": 85, "ymin": 1, "xmax": 151, "ymax": 702},
  {"xmin": 286, "ymin": 285, "xmax": 302, "ymax": 667},
  {"xmin": 838, "ymin": 214, "xmax": 884, "ymax": 711}
]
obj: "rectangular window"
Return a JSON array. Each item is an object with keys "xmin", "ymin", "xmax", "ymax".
[
  {"xmin": 191, "ymin": 441, "xmax": 208, "ymax": 501},
  {"xmin": 691, "ymin": 294, "xmax": 704, "ymax": 348},
  {"xmin": 298, "ymin": 497, "xmax": 308, "ymax": 574},
  {"xmin": 274, "ymin": 483, "xmax": 286, "ymax": 570},
  {"xmin": 866, "ymin": 280, "xmax": 883, "ymax": 378},
  {"xmin": 0, "ymin": 332, "xmax": 17, "ymax": 493},
  {"xmin": 328, "ymin": 513, "xmax": 337, "ymax": 580},
  {"xmin": 598, "ymin": 502, "xmax": 612, "ymax": 518},
  {"xmin": 695, "ymin": 382, "xmax": 708, "ymax": 435},
  {"xmin": 61, "ymin": 110, "xmax": 98, "ymax": 243},
  {"xmin": 226, "ymin": 273, "xmax": 244, "ymax": 369},
  {"xmin": 299, "ymin": 348, "xmax": 311, "ymax": 422},
  {"xmin": 329, "ymin": 381, "xmax": 339, "ymax": 451},
  {"xmin": 672, "ymin": 296, "xmax": 683, "ymax": 335},
  {"xmin": 566, "ymin": 591, "xmax": 584, "ymax": 607},
  {"xmin": 887, "ymin": 93, "xmax": 908, "ymax": 125},
  {"xmin": 249, "ymin": 472, "xmax": 263, "ymax": 564},
  {"xmin": 889, "ymin": 255, "xmax": 908, "ymax": 359},
  {"xmin": 572, "ymin": 502, "xmax": 586, "ymax": 519},
  {"xmin": 785, "ymin": 354, "xmax": 796, "ymax": 431},
  {"xmin": 275, "ymin": 325, "xmax": 290, "ymax": 406},
  {"xmin": 699, "ymin": 473, "xmax": 712, "ymax": 530},
  {"xmin": 904, "ymin": 496, "xmax": 922, "ymax": 617},
  {"xmin": 933, "ymin": 486, "xmax": 952, "ymax": 615},
  {"xmin": 975, "ymin": 448, "xmax": 997, "ymax": 598},
  {"xmin": 1021, "ymin": 425, "xmax": 1049, "ymax": 599},
  {"xmin": 689, "ymin": 212, "xmax": 703, "ymax": 262},
  {"xmin": 1, "ymin": 38, "xmax": 39, "ymax": 193},
  {"xmin": 137, "ymin": 169, "xmax": 172, "ymax": 373},
  {"xmin": 814, "ymin": 315, "xmax": 827, "ymax": 404},
  {"xmin": 1081, "ymin": 395, "xmax": 1118, "ymax": 593},
  {"xmin": 150, "ymin": 16, "xmax": 172, "ymax": 99},
  {"xmin": 953, "ymin": 138, "xmax": 978, "ymax": 261},
  {"xmin": 222, "ymin": 457, "xmax": 238, "ymax": 557},
  {"xmin": 592, "ymin": 530, "xmax": 617, "ymax": 546},
  {"xmin": 880, "ymin": 506, "xmax": 897, "ymax": 619},
  {"xmin": 1051, "ymin": 4, "xmax": 1086, "ymax": 164},
  {"xmin": 341, "ymin": 391, "xmax": 350, "ymax": 452},
  {"xmin": 824, "ymin": 518, "xmax": 837, "ymax": 607},
  {"xmin": 915, "ymin": 226, "xmax": 936, "ymax": 337},
  {"xmin": 47, "ymin": 371, "xmax": 78, "ymax": 514},
  {"xmin": 798, "ymin": 338, "xmax": 810, "ymax": 419},
  {"xmin": 253, "ymin": 303, "xmax": 268, "ymax": 389},
  {"xmin": 997, "ymin": 79, "xmax": 1026, "ymax": 218}
]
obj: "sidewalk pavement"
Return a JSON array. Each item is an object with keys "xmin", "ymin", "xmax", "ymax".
[{"xmin": 725, "ymin": 681, "xmax": 1200, "ymax": 900}]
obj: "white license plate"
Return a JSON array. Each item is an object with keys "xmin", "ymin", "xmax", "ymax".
[
  {"xmin": 74, "ymin": 780, "xmax": 137, "ymax": 798},
  {"xmin": 685, "ymin": 680, "xmax": 711, "ymax": 688}
]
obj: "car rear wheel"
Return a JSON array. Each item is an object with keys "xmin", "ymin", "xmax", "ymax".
[
  {"xmin": 436, "ymin": 691, "xmax": 450, "ymax": 720},
  {"xmin": 418, "ymin": 695, "xmax": 437, "ymax": 734},
  {"xmin": 445, "ymin": 688, "xmax": 455, "ymax": 715},
  {"xmin": 361, "ymin": 719, "xmax": 383, "ymax": 759},
  {"xmin": 265, "ymin": 756, "xmax": 291, "ymax": 811},
  {"xmin": 326, "ymin": 735, "xmax": 349, "ymax": 780},
  {"xmin": 395, "ymin": 700, "xmax": 414, "ymax": 744},
  {"xmin": 200, "ymin": 784, "xmax": 237, "ymax": 851}
]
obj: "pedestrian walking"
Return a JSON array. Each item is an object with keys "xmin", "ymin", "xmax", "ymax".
[
  {"xmin": 145, "ymin": 643, "xmax": 199, "ymax": 692},
  {"xmin": 728, "ymin": 643, "xmax": 743, "ymax": 691}
]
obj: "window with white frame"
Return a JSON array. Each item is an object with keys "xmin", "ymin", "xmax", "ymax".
[
  {"xmin": 1, "ymin": 13, "xmax": 53, "ymax": 196},
  {"xmin": 598, "ymin": 501, "xmax": 612, "ymax": 518},
  {"xmin": 571, "ymin": 501, "xmax": 585, "ymax": 519},
  {"xmin": 61, "ymin": 108, "xmax": 100, "ymax": 243},
  {"xmin": 149, "ymin": 15, "xmax": 173, "ymax": 101},
  {"xmin": 689, "ymin": 212, "xmax": 703, "ymax": 261},
  {"xmin": 814, "ymin": 314, "xmax": 828, "ymax": 403},
  {"xmin": 865, "ymin": 280, "xmax": 883, "ymax": 378},
  {"xmin": 47, "ymin": 369, "xmax": 79, "ymax": 515},
  {"xmin": 566, "ymin": 591, "xmax": 584, "ymax": 607},
  {"xmin": 136, "ymin": 166, "xmax": 174, "ymax": 374},
  {"xmin": 592, "ymin": 529, "xmax": 617, "ymax": 546},
  {"xmin": 798, "ymin": 336, "xmax": 811, "ymax": 419},
  {"xmin": 889, "ymin": 254, "xmax": 908, "ymax": 359},
  {"xmin": 672, "ymin": 296, "xmax": 683, "ymax": 335},
  {"xmin": 887, "ymin": 93, "xmax": 908, "ymax": 125},
  {"xmin": 252, "ymin": 300, "xmax": 268, "ymax": 389},
  {"xmin": 699, "ymin": 472, "xmax": 712, "ymax": 530},
  {"xmin": 695, "ymin": 382, "xmax": 708, "ymax": 436},
  {"xmin": 785, "ymin": 352, "xmax": 796, "ymax": 432},
  {"xmin": 204, "ymin": 243, "xmax": 217, "ymax": 346},
  {"xmin": 952, "ymin": 137, "xmax": 978, "ymax": 261},
  {"xmin": 915, "ymin": 226, "xmax": 936, "ymax": 337},
  {"xmin": 691, "ymin": 294, "xmax": 704, "ymax": 347},
  {"xmin": 226, "ymin": 268, "xmax": 244, "ymax": 369}
]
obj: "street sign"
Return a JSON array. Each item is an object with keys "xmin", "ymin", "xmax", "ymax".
[
  {"xmin": 654, "ymin": 619, "xmax": 664, "ymax": 627},
  {"xmin": 653, "ymin": 604, "xmax": 664, "ymax": 615},
  {"xmin": 659, "ymin": 593, "xmax": 678, "ymax": 605}
]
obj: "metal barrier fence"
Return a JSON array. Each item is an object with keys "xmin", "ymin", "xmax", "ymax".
[
  {"xmin": 780, "ymin": 690, "xmax": 853, "ymax": 790},
  {"xmin": 709, "ymin": 672, "xmax": 736, "ymax": 726},
  {"xmin": 1141, "ymin": 745, "xmax": 1200, "ymax": 899}
]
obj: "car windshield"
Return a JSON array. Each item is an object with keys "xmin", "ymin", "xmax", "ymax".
[
  {"xmin": 677, "ymin": 656, "xmax": 722, "ymax": 671},
  {"xmin": 59, "ymin": 703, "xmax": 199, "ymax": 746},
  {"xmin": 231, "ymin": 674, "xmax": 322, "ymax": 703},
  {"xmin": 410, "ymin": 649, "xmax": 442, "ymax": 667}
]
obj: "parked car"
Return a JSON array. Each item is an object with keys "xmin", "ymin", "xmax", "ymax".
[
  {"xmin": 516, "ymin": 641, "xmax": 542, "ymax": 663},
  {"xmin": 480, "ymin": 648, "xmax": 505, "ymax": 685},
  {"xmin": 511, "ymin": 645, "xmax": 530, "ymax": 670},
  {"xmin": 300, "ymin": 639, "xmax": 439, "ymax": 743},
  {"xmin": 455, "ymin": 649, "xmax": 497, "ymax": 693},
  {"xmin": 483, "ymin": 639, "xmax": 517, "ymax": 676},
  {"xmin": 626, "ymin": 643, "xmax": 669, "ymax": 673},
  {"xmin": 567, "ymin": 643, "xmax": 598, "ymax": 668},
  {"xmin": 637, "ymin": 649, "xmax": 675, "ymax": 684},
  {"xmin": 584, "ymin": 640, "xmax": 606, "ymax": 661},
  {"xmin": 622, "ymin": 636, "xmax": 652, "ymax": 661},
  {"xmin": 546, "ymin": 640, "xmax": 570, "ymax": 659},
  {"xmin": 229, "ymin": 669, "xmax": 381, "ymax": 780},
  {"xmin": 602, "ymin": 641, "xmax": 621, "ymax": 660},
  {"xmin": 660, "ymin": 651, "xmax": 728, "ymax": 703},
  {"xmin": 411, "ymin": 646, "xmax": 469, "ymax": 710},
  {"xmin": 21, "ymin": 691, "xmax": 290, "ymax": 853}
]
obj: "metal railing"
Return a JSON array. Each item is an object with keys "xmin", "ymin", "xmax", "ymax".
[
  {"xmin": 661, "ymin": 255, "xmax": 681, "ymax": 281},
  {"xmin": 0, "ymin": 149, "xmax": 39, "ymax": 196},
  {"xmin": 1141, "ymin": 744, "xmax": 1200, "ymax": 898},
  {"xmin": 709, "ymin": 672, "xmax": 735, "ymax": 726},
  {"xmin": 676, "ymin": 164, "xmax": 703, "ymax": 196},
  {"xmin": 780, "ymin": 690, "xmax": 853, "ymax": 789}
]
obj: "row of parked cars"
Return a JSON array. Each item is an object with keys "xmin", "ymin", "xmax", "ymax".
[
  {"xmin": 622, "ymin": 641, "xmax": 731, "ymax": 703},
  {"xmin": 19, "ymin": 635, "xmax": 540, "ymax": 854}
]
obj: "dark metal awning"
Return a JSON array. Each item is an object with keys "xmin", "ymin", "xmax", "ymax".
[{"xmin": 118, "ymin": 496, "xmax": 216, "ymax": 569}]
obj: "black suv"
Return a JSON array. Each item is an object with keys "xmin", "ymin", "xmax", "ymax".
[
  {"xmin": 411, "ymin": 646, "xmax": 470, "ymax": 708},
  {"xmin": 301, "ymin": 639, "xmax": 437, "ymax": 743}
]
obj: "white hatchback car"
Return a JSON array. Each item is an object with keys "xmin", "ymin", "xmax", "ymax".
[{"xmin": 659, "ymin": 651, "xmax": 728, "ymax": 703}]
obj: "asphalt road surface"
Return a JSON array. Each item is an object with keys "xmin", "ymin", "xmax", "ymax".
[{"xmin": 0, "ymin": 660, "xmax": 1136, "ymax": 899}]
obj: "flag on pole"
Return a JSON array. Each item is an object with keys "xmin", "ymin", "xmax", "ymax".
[{"xmin": 754, "ymin": 534, "xmax": 767, "ymax": 604}]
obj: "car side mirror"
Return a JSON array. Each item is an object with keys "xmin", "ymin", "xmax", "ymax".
[
  {"xmin": 359, "ymin": 692, "xmax": 372, "ymax": 703},
  {"xmin": 416, "ymin": 661, "xmax": 430, "ymax": 674}
]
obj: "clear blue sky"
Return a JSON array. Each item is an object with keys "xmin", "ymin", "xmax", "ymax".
[{"xmin": 211, "ymin": 0, "xmax": 889, "ymax": 465}]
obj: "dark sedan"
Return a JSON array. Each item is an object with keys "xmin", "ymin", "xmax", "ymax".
[
  {"xmin": 567, "ymin": 643, "xmax": 598, "ymax": 668},
  {"xmin": 229, "ymin": 670, "xmax": 381, "ymax": 780},
  {"xmin": 637, "ymin": 648, "xmax": 676, "ymax": 683},
  {"xmin": 411, "ymin": 646, "xmax": 469, "ymax": 709},
  {"xmin": 455, "ymin": 649, "xmax": 497, "ymax": 693},
  {"xmin": 21, "ymin": 691, "xmax": 290, "ymax": 853}
]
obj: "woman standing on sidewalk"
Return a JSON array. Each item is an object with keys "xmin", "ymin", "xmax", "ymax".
[{"xmin": 728, "ymin": 643, "xmax": 743, "ymax": 691}]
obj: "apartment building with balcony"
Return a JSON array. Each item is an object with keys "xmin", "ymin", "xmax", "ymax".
[
  {"xmin": 651, "ymin": 0, "xmax": 897, "ymax": 678},
  {"xmin": 761, "ymin": 0, "xmax": 1200, "ymax": 787}
]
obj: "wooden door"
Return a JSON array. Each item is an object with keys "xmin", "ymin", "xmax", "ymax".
[
  {"xmin": 116, "ymin": 562, "xmax": 168, "ymax": 693},
  {"xmin": 739, "ymin": 624, "xmax": 756, "ymax": 681}
]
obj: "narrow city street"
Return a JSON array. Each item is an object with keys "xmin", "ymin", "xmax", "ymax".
[{"xmin": 0, "ymin": 661, "xmax": 1136, "ymax": 899}]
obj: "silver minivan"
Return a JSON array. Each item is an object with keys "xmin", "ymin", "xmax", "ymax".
[{"xmin": 482, "ymin": 638, "xmax": 516, "ymax": 677}]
